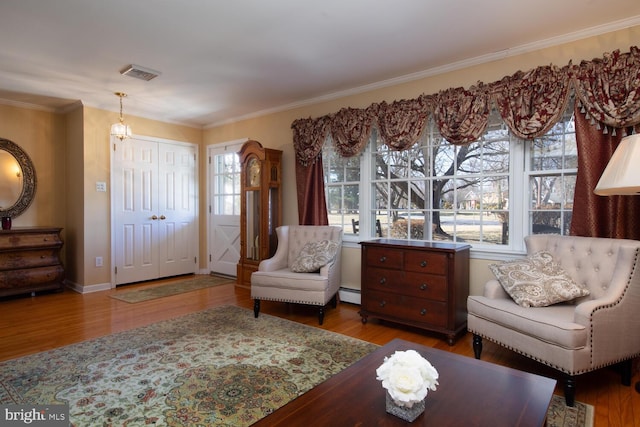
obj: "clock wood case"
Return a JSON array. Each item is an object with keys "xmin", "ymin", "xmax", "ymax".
[{"xmin": 237, "ymin": 140, "xmax": 282, "ymax": 287}]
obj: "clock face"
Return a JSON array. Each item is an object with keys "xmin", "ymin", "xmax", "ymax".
[{"xmin": 248, "ymin": 158, "xmax": 261, "ymax": 187}]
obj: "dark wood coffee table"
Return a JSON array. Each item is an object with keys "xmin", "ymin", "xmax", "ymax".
[{"xmin": 253, "ymin": 338, "xmax": 556, "ymax": 426}]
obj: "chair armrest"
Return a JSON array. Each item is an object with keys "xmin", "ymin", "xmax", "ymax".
[
  {"xmin": 257, "ymin": 226, "xmax": 289, "ymax": 272},
  {"xmin": 573, "ymin": 293, "xmax": 632, "ymax": 326},
  {"xmin": 483, "ymin": 279, "xmax": 509, "ymax": 299},
  {"xmin": 320, "ymin": 251, "xmax": 342, "ymax": 294},
  {"xmin": 319, "ymin": 259, "xmax": 335, "ymax": 277},
  {"xmin": 258, "ymin": 256, "xmax": 288, "ymax": 272},
  {"xmin": 574, "ymin": 289, "xmax": 640, "ymax": 367}
]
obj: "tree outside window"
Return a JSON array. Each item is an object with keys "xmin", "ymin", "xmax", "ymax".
[{"xmin": 323, "ymin": 99, "xmax": 576, "ymax": 250}]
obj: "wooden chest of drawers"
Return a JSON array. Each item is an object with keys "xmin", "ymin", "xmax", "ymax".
[
  {"xmin": 359, "ymin": 239, "xmax": 470, "ymax": 345},
  {"xmin": 0, "ymin": 227, "xmax": 65, "ymax": 297}
]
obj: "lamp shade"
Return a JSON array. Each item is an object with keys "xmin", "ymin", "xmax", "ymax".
[{"xmin": 594, "ymin": 134, "xmax": 640, "ymax": 196}]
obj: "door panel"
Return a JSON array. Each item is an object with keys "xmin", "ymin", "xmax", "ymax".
[
  {"xmin": 113, "ymin": 138, "xmax": 159, "ymax": 285},
  {"xmin": 210, "ymin": 215, "xmax": 240, "ymax": 276},
  {"xmin": 113, "ymin": 138, "xmax": 197, "ymax": 285},
  {"xmin": 208, "ymin": 146, "xmax": 242, "ymax": 276},
  {"xmin": 158, "ymin": 143, "xmax": 197, "ymax": 277}
]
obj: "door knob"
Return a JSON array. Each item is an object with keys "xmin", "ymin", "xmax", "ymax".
[
  {"xmin": 151, "ymin": 215, "xmax": 158, "ymax": 220},
  {"xmin": 160, "ymin": 215, "xmax": 166, "ymax": 220}
]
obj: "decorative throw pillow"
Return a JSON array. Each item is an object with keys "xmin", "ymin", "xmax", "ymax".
[
  {"xmin": 489, "ymin": 251, "xmax": 590, "ymax": 308},
  {"xmin": 290, "ymin": 240, "xmax": 340, "ymax": 273}
]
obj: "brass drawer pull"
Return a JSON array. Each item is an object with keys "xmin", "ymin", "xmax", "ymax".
[
  {"xmin": 419, "ymin": 283, "xmax": 427, "ymax": 290},
  {"xmin": 379, "ymin": 256, "xmax": 387, "ymax": 262},
  {"xmin": 420, "ymin": 308, "xmax": 427, "ymax": 316},
  {"xmin": 379, "ymin": 277, "xmax": 386, "ymax": 285},
  {"xmin": 380, "ymin": 300, "xmax": 386, "ymax": 307},
  {"xmin": 420, "ymin": 260, "xmax": 428, "ymax": 267}
]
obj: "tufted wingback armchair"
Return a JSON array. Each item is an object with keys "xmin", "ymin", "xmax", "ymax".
[
  {"xmin": 467, "ymin": 234, "xmax": 640, "ymax": 406},
  {"xmin": 251, "ymin": 225, "xmax": 343, "ymax": 325}
]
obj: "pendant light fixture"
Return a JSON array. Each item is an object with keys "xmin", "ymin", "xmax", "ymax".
[{"xmin": 110, "ymin": 92, "xmax": 132, "ymax": 141}]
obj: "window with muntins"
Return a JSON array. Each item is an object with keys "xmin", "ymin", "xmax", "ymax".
[
  {"xmin": 212, "ymin": 152, "xmax": 241, "ymax": 215},
  {"xmin": 323, "ymin": 97, "xmax": 576, "ymax": 252}
]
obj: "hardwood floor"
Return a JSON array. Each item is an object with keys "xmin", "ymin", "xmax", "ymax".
[{"xmin": 1, "ymin": 275, "xmax": 639, "ymax": 426}]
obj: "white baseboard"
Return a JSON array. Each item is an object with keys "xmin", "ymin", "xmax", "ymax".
[
  {"xmin": 66, "ymin": 281, "xmax": 112, "ymax": 294},
  {"xmin": 338, "ymin": 287, "xmax": 361, "ymax": 305}
]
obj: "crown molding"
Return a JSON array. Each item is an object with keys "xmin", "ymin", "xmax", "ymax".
[{"xmin": 205, "ymin": 15, "xmax": 640, "ymax": 128}]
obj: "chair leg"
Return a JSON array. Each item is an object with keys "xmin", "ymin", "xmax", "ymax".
[
  {"xmin": 621, "ymin": 359, "xmax": 632, "ymax": 386},
  {"xmin": 564, "ymin": 375, "xmax": 576, "ymax": 407},
  {"xmin": 472, "ymin": 334, "xmax": 483, "ymax": 359},
  {"xmin": 253, "ymin": 299, "xmax": 260, "ymax": 318},
  {"xmin": 331, "ymin": 294, "xmax": 338, "ymax": 308},
  {"xmin": 318, "ymin": 306, "xmax": 325, "ymax": 325}
]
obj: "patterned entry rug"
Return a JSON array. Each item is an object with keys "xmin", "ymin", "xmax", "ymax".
[
  {"xmin": 0, "ymin": 306, "xmax": 377, "ymax": 426},
  {"xmin": 110, "ymin": 275, "xmax": 234, "ymax": 303}
]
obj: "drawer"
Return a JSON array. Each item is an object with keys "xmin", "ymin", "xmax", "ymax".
[
  {"xmin": 0, "ymin": 232, "xmax": 62, "ymax": 250},
  {"xmin": 362, "ymin": 290, "xmax": 448, "ymax": 328},
  {"xmin": 364, "ymin": 267, "xmax": 404, "ymax": 293},
  {"xmin": 365, "ymin": 268, "xmax": 447, "ymax": 301},
  {"xmin": 365, "ymin": 246, "xmax": 403, "ymax": 269},
  {"xmin": 0, "ymin": 265, "xmax": 65, "ymax": 289},
  {"xmin": 403, "ymin": 272, "xmax": 448, "ymax": 301},
  {"xmin": 404, "ymin": 250, "xmax": 447, "ymax": 275},
  {"xmin": 0, "ymin": 249, "xmax": 61, "ymax": 271}
]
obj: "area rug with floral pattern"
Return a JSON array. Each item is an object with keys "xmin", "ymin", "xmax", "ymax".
[
  {"xmin": 0, "ymin": 305, "xmax": 377, "ymax": 426},
  {"xmin": 0, "ymin": 305, "xmax": 593, "ymax": 427}
]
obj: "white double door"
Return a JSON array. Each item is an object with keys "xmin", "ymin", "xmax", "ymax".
[{"xmin": 112, "ymin": 137, "xmax": 198, "ymax": 285}]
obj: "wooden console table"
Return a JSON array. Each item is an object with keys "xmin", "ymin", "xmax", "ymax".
[
  {"xmin": 360, "ymin": 239, "xmax": 470, "ymax": 345},
  {"xmin": 0, "ymin": 227, "xmax": 65, "ymax": 297}
]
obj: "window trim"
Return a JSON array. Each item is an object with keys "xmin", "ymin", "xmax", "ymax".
[{"xmin": 325, "ymin": 107, "xmax": 576, "ymax": 256}]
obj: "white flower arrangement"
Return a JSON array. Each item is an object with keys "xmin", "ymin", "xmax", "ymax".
[{"xmin": 376, "ymin": 349, "xmax": 439, "ymax": 408}]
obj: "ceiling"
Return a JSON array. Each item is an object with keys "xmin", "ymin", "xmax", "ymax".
[{"xmin": 1, "ymin": 1, "xmax": 639, "ymax": 128}]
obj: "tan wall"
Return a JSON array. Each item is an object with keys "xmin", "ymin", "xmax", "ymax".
[
  {"xmin": 65, "ymin": 104, "xmax": 84, "ymax": 284},
  {"xmin": 0, "ymin": 104, "xmax": 67, "ymax": 229},
  {"xmin": 204, "ymin": 25, "xmax": 640, "ymax": 296},
  {"xmin": 79, "ymin": 106, "xmax": 203, "ymax": 288}
]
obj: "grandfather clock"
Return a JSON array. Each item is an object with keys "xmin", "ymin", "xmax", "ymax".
[{"xmin": 237, "ymin": 140, "xmax": 282, "ymax": 287}]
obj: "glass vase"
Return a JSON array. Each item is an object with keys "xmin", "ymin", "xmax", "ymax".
[{"xmin": 385, "ymin": 391, "xmax": 425, "ymax": 422}]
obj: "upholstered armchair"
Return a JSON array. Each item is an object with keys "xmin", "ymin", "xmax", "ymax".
[
  {"xmin": 468, "ymin": 234, "xmax": 640, "ymax": 406},
  {"xmin": 251, "ymin": 225, "xmax": 343, "ymax": 325}
]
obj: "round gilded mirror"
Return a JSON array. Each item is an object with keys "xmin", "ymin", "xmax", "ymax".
[{"xmin": 0, "ymin": 138, "xmax": 36, "ymax": 219}]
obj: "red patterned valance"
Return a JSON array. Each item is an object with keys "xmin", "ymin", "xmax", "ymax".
[
  {"xmin": 291, "ymin": 116, "xmax": 331, "ymax": 166},
  {"xmin": 491, "ymin": 65, "xmax": 571, "ymax": 139},
  {"xmin": 433, "ymin": 84, "xmax": 490, "ymax": 145},
  {"xmin": 330, "ymin": 107, "xmax": 375, "ymax": 158},
  {"xmin": 291, "ymin": 45, "xmax": 640, "ymax": 165},
  {"xmin": 376, "ymin": 97, "xmax": 431, "ymax": 150},
  {"xmin": 573, "ymin": 46, "xmax": 640, "ymax": 132}
]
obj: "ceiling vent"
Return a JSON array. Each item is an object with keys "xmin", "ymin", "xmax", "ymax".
[{"xmin": 120, "ymin": 64, "xmax": 161, "ymax": 81}]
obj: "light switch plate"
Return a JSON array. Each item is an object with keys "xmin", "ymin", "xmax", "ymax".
[{"xmin": 96, "ymin": 182, "xmax": 107, "ymax": 192}]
